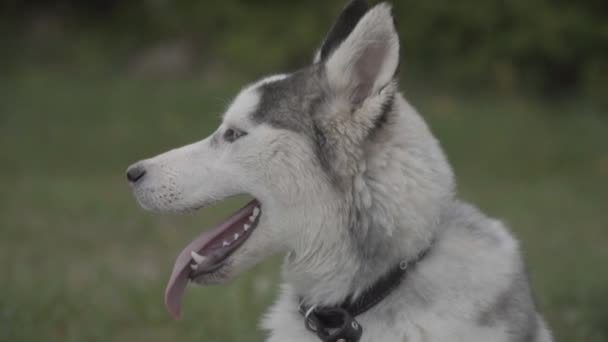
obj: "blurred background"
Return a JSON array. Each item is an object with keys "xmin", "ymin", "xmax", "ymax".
[{"xmin": 0, "ymin": 1, "xmax": 606, "ymax": 341}]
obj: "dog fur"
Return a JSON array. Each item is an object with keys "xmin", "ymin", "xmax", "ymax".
[{"xmin": 127, "ymin": 1, "xmax": 553, "ymax": 341}]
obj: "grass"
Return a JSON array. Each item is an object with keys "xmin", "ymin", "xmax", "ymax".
[{"xmin": 0, "ymin": 72, "xmax": 606, "ymax": 342}]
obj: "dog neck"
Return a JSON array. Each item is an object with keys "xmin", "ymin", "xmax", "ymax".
[
  {"xmin": 281, "ymin": 95, "xmax": 453, "ymax": 307},
  {"xmin": 282, "ymin": 201, "xmax": 436, "ymax": 307}
]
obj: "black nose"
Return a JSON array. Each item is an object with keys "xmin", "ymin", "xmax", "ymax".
[{"xmin": 126, "ymin": 165, "xmax": 146, "ymax": 183}]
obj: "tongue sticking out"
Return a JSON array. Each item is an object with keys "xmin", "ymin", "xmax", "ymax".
[{"xmin": 164, "ymin": 200, "xmax": 259, "ymax": 319}]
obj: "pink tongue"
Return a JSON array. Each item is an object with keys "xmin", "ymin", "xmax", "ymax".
[{"xmin": 164, "ymin": 201, "xmax": 257, "ymax": 319}]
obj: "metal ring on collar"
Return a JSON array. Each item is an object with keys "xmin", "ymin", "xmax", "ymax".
[{"xmin": 304, "ymin": 305, "xmax": 318, "ymax": 320}]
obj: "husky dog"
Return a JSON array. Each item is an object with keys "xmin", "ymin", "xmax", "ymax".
[{"xmin": 127, "ymin": 1, "xmax": 553, "ymax": 341}]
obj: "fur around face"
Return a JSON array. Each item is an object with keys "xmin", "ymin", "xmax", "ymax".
[{"xmin": 127, "ymin": 1, "xmax": 553, "ymax": 341}]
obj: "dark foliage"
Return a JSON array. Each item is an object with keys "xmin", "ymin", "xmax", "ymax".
[{"xmin": 1, "ymin": 0, "xmax": 606, "ymax": 99}]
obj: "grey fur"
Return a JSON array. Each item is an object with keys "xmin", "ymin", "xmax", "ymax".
[
  {"xmin": 479, "ymin": 270, "xmax": 539, "ymax": 342},
  {"xmin": 127, "ymin": 2, "xmax": 554, "ymax": 341},
  {"xmin": 251, "ymin": 68, "xmax": 320, "ymax": 137},
  {"xmin": 249, "ymin": 68, "xmax": 340, "ymax": 182},
  {"xmin": 251, "ymin": 65, "xmax": 399, "ymax": 191}
]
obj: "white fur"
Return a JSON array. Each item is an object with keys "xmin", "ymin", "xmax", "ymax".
[
  {"xmin": 129, "ymin": 90, "xmax": 552, "ymax": 340},
  {"xmin": 127, "ymin": 2, "xmax": 553, "ymax": 341}
]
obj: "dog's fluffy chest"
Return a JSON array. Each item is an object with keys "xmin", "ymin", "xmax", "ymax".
[{"xmin": 262, "ymin": 209, "xmax": 552, "ymax": 342}]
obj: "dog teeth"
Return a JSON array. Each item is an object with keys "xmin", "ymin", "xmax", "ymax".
[
  {"xmin": 190, "ymin": 251, "xmax": 206, "ymax": 264},
  {"xmin": 244, "ymin": 224, "xmax": 250, "ymax": 231},
  {"xmin": 222, "ymin": 240, "xmax": 230, "ymax": 247},
  {"xmin": 234, "ymin": 233, "xmax": 239, "ymax": 240},
  {"xmin": 248, "ymin": 206, "xmax": 261, "ymax": 222},
  {"xmin": 190, "ymin": 263, "xmax": 198, "ymax": 271}
]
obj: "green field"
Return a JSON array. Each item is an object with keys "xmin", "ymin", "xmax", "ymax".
[{"xmin": 1, "ymin": 73, "xmax": 606, "ymax": 342}]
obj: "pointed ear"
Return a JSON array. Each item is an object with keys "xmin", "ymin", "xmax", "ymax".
[
  {"xmin": 313, "ymin": 0, "xmax": 369, "ymax": 64},
  {"xmin": 324, "ymin": 3, "xmax": 400, "ymax": 105}
]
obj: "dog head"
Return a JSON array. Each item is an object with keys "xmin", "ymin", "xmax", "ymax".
[{"xmin": 127, "ymin": 0, "xmax": 453, "ymax": 318}]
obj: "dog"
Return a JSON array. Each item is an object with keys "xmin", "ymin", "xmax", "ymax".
[{"xmin": 127, "ymin": 1, "xmax": 553, "ymax": 341}]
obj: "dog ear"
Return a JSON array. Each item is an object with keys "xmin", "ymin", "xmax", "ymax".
[
  {"xmin": 313, "ymin": 0, "xmax": 369, "ymax": 63},
  {"xmin": 323, "ymin": 3, "xmax": 400, "ymax": 105}
]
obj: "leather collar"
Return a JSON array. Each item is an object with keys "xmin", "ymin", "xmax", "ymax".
[{"xmin": 298, "ymin": 243, "xmax": 433, "ymax": 342}]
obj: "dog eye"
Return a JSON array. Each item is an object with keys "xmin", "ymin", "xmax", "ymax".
[{"xmin": 224, "ymin": 128, "xmax": 247, "ymax": 143}]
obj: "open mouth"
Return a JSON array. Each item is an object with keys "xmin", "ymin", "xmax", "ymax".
[{"xmin": 164, "ymin": 199, "xmax": 262, "ymax": 319}]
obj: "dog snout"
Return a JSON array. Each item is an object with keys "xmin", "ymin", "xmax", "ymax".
[{"xmin": 126, "ymin": 164, "xmax": 147, "ymax": 184}]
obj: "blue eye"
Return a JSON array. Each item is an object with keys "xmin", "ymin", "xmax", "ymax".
[{"xmin": 224, "ymin": 128, "xmax": 247, "ymax": 142}]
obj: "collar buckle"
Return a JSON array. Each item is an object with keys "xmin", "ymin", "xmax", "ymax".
[{"xmin": 299, "ymin": 304, "xmax": 362, "ymax": 342}]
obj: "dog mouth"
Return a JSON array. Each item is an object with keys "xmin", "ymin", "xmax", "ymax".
[{"xmin": 164, "ymin": 199, "xmax": 262, "ymax": 319}]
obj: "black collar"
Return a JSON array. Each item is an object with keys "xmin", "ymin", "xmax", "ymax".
[{"xmin": 298, "ymin": 244, "xmax": 433, "ymax": 342}]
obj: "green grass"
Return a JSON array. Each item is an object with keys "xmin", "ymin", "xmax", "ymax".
[{"xmin": 0, "ymin": 72, "xmax": 606, "ymax": 342}]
